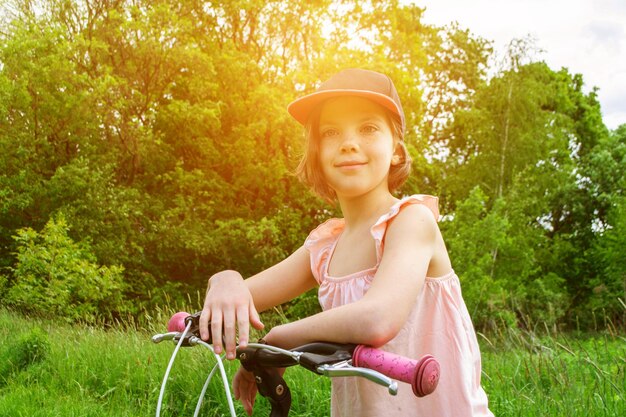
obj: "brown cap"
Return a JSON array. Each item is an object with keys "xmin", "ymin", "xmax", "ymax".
[{"xmin": 287, "ymin": 68, "xmax": 405, "ymax": 135}]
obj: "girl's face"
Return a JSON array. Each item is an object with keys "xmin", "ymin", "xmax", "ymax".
[{"xmin": 317, "ymin": 96, "xmax": 401, "ymax": 200}]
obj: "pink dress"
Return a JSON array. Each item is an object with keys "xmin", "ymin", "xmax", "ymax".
[{"xmin": 304, "ymin": 195, "xmax": 493, "ymax": 417}]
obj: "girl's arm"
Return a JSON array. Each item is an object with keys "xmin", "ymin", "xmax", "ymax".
[
  {"xmin": 263, "ymin": 204, "xmax": 441, "ymax": 349},
  {"xmin": 199, "ymin": 245, "xmax": 317, "ymax": 359},
  {"xmin": 245, "ymin": 246, "xmax": 318, "ymax": 312}
]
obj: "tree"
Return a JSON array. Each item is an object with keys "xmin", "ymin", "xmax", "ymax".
[
  {"xmin": 6, "ymin": 214, "xmax": 126, "ymax": 322},
  {"xmin": 0, "ymin": 0, "xmax": 492, "ymax": 321},
  {"xmin": 435, "ymin": 37, "xmax": 611, "ymax": 328},
  {"xmin": 6, "ymin": 1, "xmax": 618, "ymax": 331},
  {"xmin": 587, "ymin": 125, "xmax": 626, "ymax": 326}
]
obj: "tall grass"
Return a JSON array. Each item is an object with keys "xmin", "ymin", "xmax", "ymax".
[
  {"xmin": 0, "ymin": 307, "xmax": 329, "ymax": 417},
  {"xmin": 479, "ymin": 326, "xmax": 626, "ymax": 416},
  {"xmin": 0, "ymin": 308, "xmax": 624, "ymax": 416}
]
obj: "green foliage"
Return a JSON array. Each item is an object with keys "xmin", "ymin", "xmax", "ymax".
[
  {"xmin": 279, "ymin": 289, "xmax": 323, "ymax": 323},
  {"xmin": 590, "ymin": 196, "xmax": 626, "ymax": 326},
  {"xmin": 518, "ymin": 272, "xmax": 570, "ymax": 328},
  {"xmin": 585, "ymin": 126, "xmax": 626, "ymax": 322},
  {"xmin": 5, "ymin": 215, "xmax": 126, "ymax": 323},
  {"xmin": 0, "ymin": 0, "xmax": 488, "ymax": 320},
  {"xmin": 0, "ymin": 326, "xmax": 50, "ymax": 385},
  {"xmin": 435, "ymin": 39, "xmax": 620, "ymax": 329},
  {"xmin": 443, "ymin": 184, "xmax": 574, "ymax": 331},
  {"xmin": 442, "ymin": 187, "xmax": 515, "ymax": 329},
  {"xmin": 0, "ymin": 0, "xmax": 622, "ymax": 330}
]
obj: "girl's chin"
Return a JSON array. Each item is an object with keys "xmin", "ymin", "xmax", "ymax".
[{"xmin": 333, "ymin": 186, "xmax": 389, "ymax": 200}]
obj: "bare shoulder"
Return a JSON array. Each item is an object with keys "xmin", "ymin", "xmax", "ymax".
[{"xmin": 385, "ymin": 203, "xmax": 439, "ymax": 245}]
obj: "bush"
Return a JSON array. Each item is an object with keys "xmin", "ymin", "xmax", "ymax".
[
  {"xmin": 442, "ymin": 187, "xmax": 518, "ymax": 330},
  {"xmin": 5, "ymin": 214, "xmax": 127, "ymax": 323},
  {"xmin": 517, "ymin": 272, "xmax": 570, "ymax": 330},
  {"xmin": 0, "ymin": 326, "xmax": 50, "ymax": 384},
  {"xmin": 588, "ymin": 197, "xmax": 626, "ymax": 327}
]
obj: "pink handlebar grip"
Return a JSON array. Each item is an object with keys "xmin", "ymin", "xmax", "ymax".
[
  {"xmin": 167, "ymin": 311, "xmax": 191, "ymax": 332},
  {"xmin": 352, "ymin": 345, "xmax": 440, "ymax": 397}
]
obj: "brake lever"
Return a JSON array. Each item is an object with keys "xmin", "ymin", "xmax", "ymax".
[{"xmin": 316, "ymin": 361, "xmax": 399, "ymax": 395}]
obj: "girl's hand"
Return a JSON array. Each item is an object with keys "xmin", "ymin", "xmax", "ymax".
[
  {"xmin": 199, "ymin": 270, "xmax": 264, "ymax": 359},
  {"xmin": 233, "ymin": 366, "xmax": 258, "ymax": 416},
  {"xmin": 233, "ymin": 365, "xmax": 286, "ymax": 416},
  {"xmin": 261, "ymin": 324, "xmax": 291, "ymax": 349}
]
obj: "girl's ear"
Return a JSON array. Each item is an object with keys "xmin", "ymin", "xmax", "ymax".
[{"xmin": 391, "ymin": 142, "xmax": 404, "ymax": 166}]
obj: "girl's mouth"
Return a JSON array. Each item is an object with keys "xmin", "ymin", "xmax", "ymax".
[{"xmin": 335, "ymin": 160, "xmax": 367, "ymax": 168}]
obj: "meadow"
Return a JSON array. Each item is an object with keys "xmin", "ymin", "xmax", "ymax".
[{"xmin": 0, "ymin": 308, "xmax": 624, "ymax": 417}]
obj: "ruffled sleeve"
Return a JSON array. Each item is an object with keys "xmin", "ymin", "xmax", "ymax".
[
  {"xmin": 370, "ymin": 194, "xmax": 439, "ymax": 263},
  {"xmin": 304, "ymin": 218, "xmax": 345, "ymax": 284}
]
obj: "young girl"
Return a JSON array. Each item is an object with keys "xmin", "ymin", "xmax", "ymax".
[{"xmin": 199, "ymin": 68, "xmax": 493, "ymax": 416}]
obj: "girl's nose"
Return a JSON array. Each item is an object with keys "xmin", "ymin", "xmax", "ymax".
[{"xmin": 339, "ymin": 134, "xmax": 359, "ymax": 153}]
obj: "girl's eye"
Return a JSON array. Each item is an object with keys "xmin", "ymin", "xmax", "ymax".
[
  {"xmin": 320, "ymin": 128, "xmax": 339, "ymax": 138},
  {"xmin": 361, "ymin": 124, "xmax": 378, "ymax": 134}
]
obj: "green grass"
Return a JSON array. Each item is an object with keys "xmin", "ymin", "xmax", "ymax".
[
  {"xmin": 479, "ymin": 328, "xmax": 626, "ymax": 416},
  {"xmin": 0, "ymin": 308, "xmax": 624, "ymax": 416},
  {"xmin": 0, "ymin": 308, "xmax": 329, "ymax": 416}
]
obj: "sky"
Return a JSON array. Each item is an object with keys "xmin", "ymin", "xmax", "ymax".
[{"xmin": 414, "ymin": 0, "xmax": 626, "ymax": 130}]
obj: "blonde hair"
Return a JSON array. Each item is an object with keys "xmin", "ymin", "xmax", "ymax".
[{"xmin": 295, "ymin": 104, "xmax": 412, "ymax": 203}]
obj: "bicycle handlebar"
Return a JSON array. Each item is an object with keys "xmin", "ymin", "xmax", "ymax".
[
  {"xmin": 165, "ymin": 311, "xmax": 439, "ymax": 396},
  {"xmin": 353, "ymin": 345, "xmax": 439, "ymax": 397},
  {"xmin": 154, "ymin": 311, "xmax": 440, "ymax": 416},
  {"xmin": 168, "ymin": 311, "xmax": 193, "ymax": 332}
]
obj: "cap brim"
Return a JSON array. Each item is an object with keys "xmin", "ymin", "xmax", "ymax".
[{"xmin": 287, "ymin": 89, "xmax": 403, "ymax": 126}]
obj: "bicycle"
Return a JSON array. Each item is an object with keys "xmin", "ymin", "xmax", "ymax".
[{"xmin": 152, "ymin": 311, "xmax": 441, "ymax": 417}]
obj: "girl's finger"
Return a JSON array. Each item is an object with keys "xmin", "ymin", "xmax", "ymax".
[
  {"xmin": 223, "ymin": 308, "xmax": 237, "ymax": 359},
  {"xmin": 249, "ymin": 385, "xmax": 257, "ymax": 408},
  {"xmin": 245, "ymin": 385, "xmax": 256, "ymax": 416},
  {"xmin": 210, "ymin": 309, "xmax": 223, "ymax": 354},
  {"xmin": 199, "ymin": 309, "xmax": 211, "ymax": 341},
  {"xmin": 249, "ymin": 301, "xmax": 265, "ymax": 330},
  {"xmin": 244, "ymin": 399, "xmax": 253, "ymax": 416},
  {"xmin": 236, "ymin": 305, "xmax": 250, "ymax": 348},
  {"xmin": 241, "ymin": 385, "xmax": 251, "ymax": 416}
]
